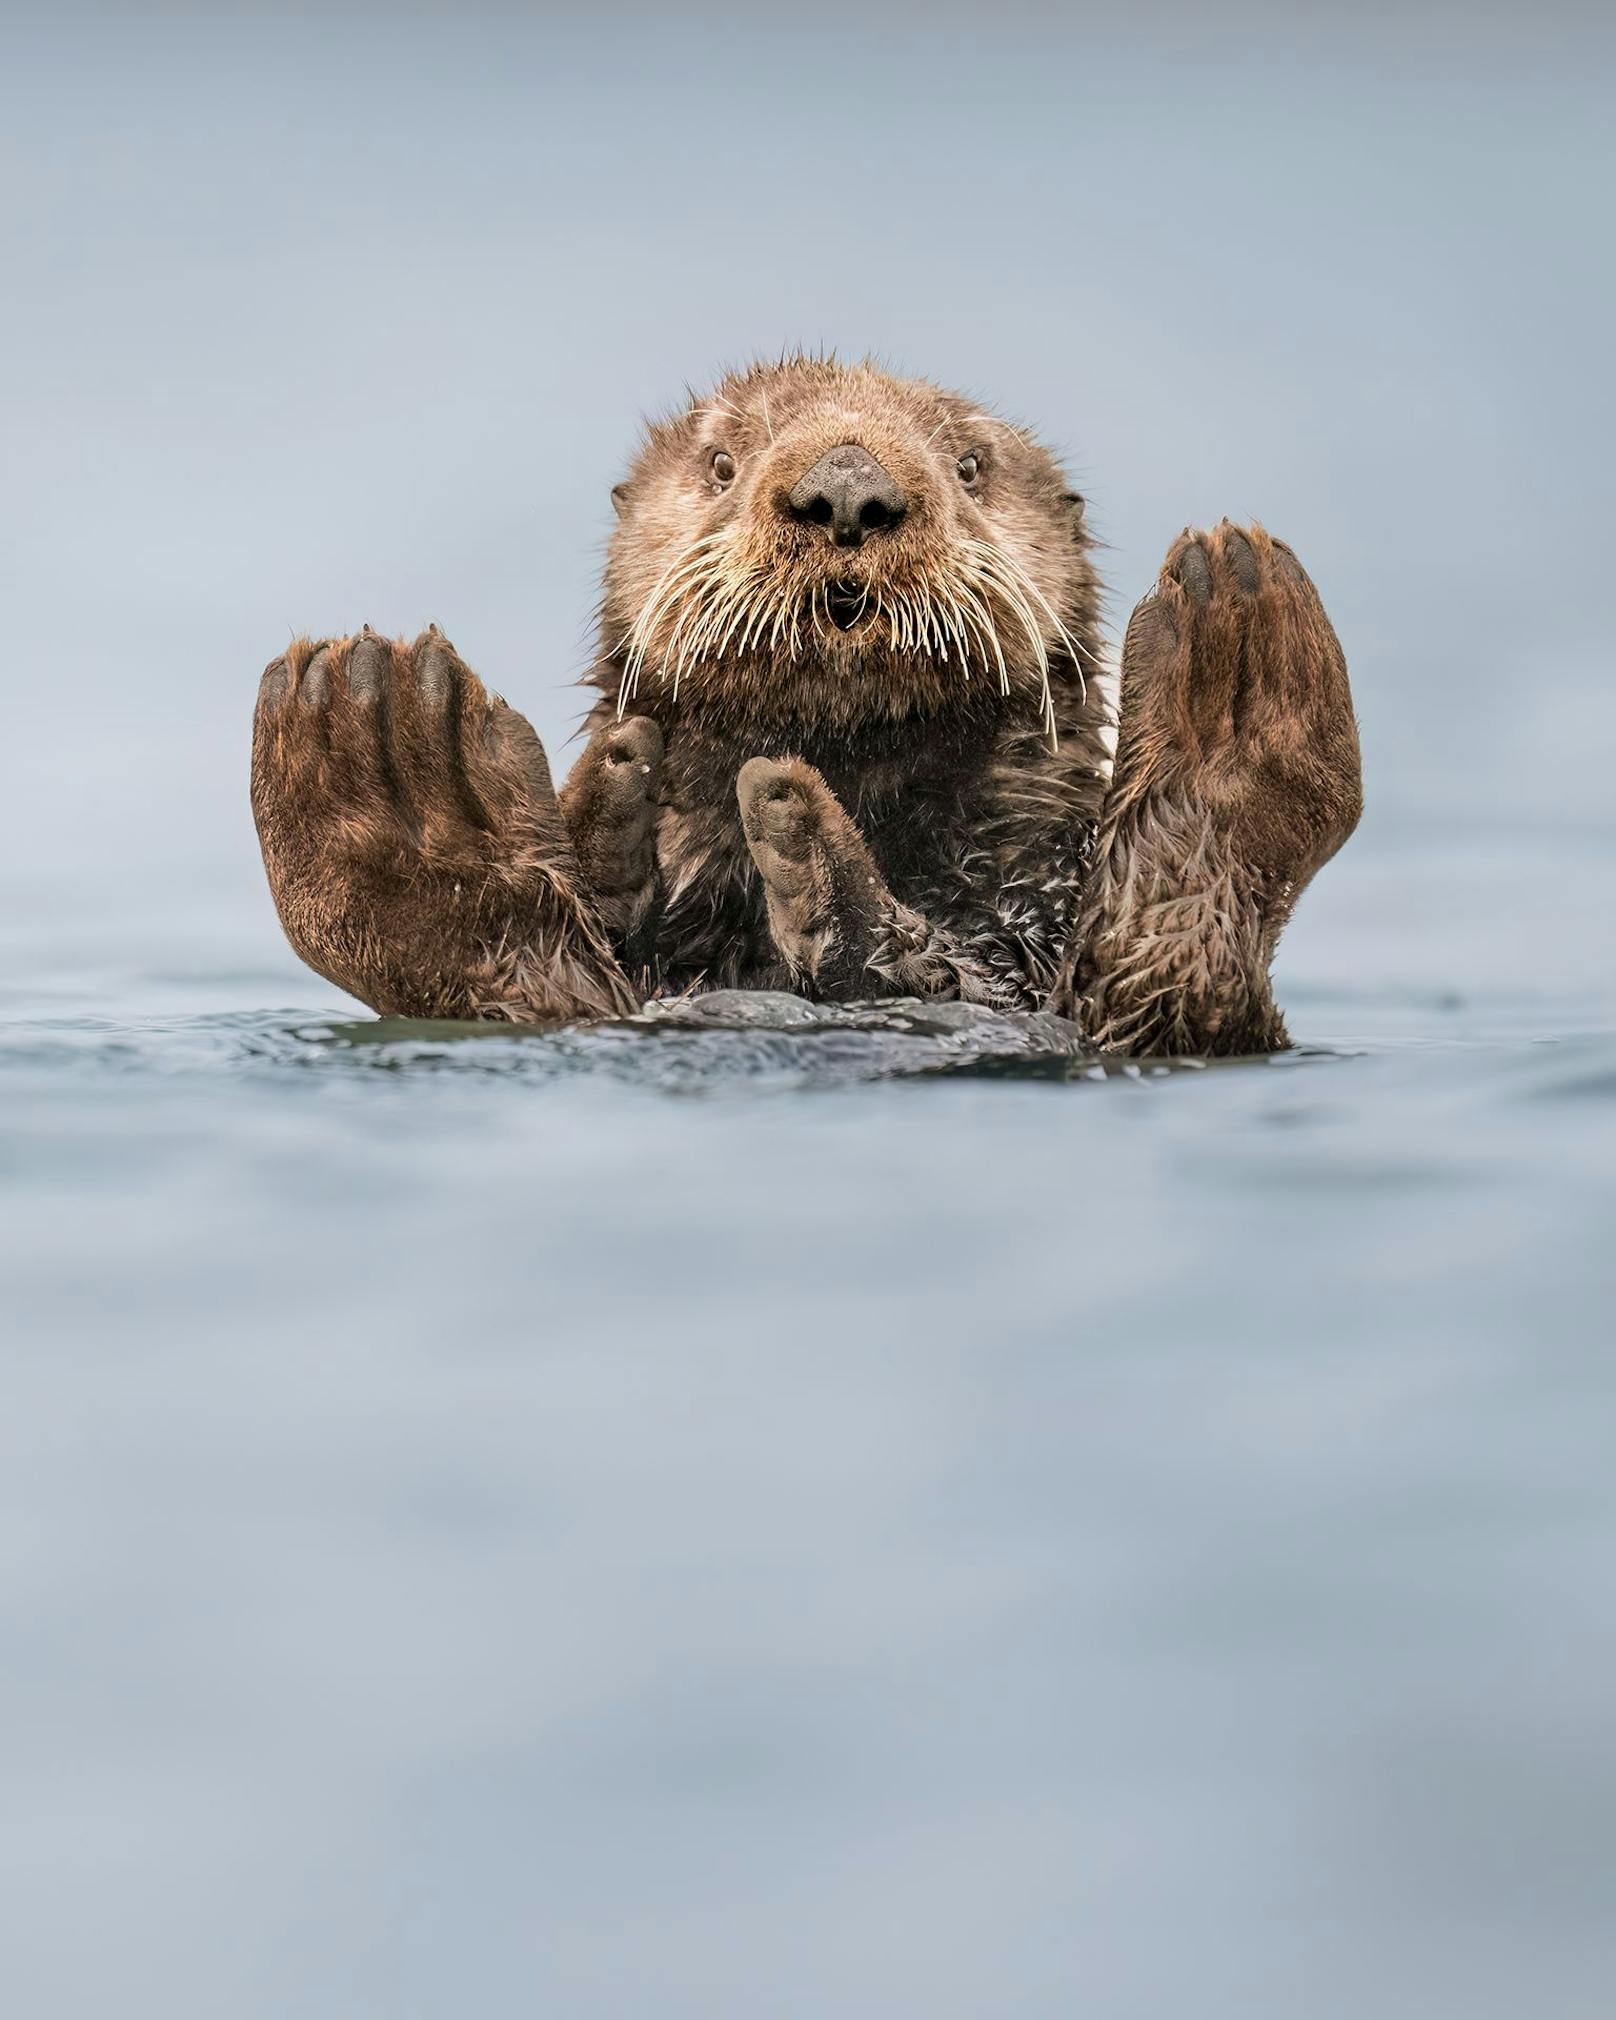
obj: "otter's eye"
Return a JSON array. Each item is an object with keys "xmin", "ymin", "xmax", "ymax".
[
  {"xmin": 957, "ymin": 453, "xmax": 981, "ymax": 486},
  {"xmin": 710, "ymin": 451, "xmax": 736, "ymax": 486}
]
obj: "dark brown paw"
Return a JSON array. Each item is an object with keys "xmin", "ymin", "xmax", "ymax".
[
  {"xmin": 253, "ymin": 628, "xmax": 573, "ymax": 873},
  {"xmin": 1119, "ymin": 521, "xmax": 1362, "ymax": 895},
  {"xmin": 559, "ymin": 716, "xmax": 664, "ymax": 954},
  {"xmin": 737, "ymin": 757, "xmax": 830, "ymax": 899},
  {"xmin": 251, "ymin": 630, "xmax": 635, "ymax": 1021},
  {"xmin": 736, "ymin": 757, "xmax": 885, "ymax": 990}
]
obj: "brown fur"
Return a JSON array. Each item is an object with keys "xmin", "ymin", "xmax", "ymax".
[
  {"xmin": 249, "ymin": 358, "xmax": 1362, "ymax": 1055},
  {"xmin": 251, "ymin": 630, "xmax": 637, "ymax": 1022},
  {"xmin": 1054, "ymin": 522, "xmax": 1364, "ymax": 1052}
]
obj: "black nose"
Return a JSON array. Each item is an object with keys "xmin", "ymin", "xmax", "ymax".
[{"xmin": 786, "ymin": 443, "xmax": 907, "ymax": 548}]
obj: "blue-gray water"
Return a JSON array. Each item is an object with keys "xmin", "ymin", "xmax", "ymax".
[
  {"xmin": 5, "ymin": 824, "xmax": 1614, "ymax": 2018},
  {"xmin": 4, "ymin": 4, "xmax": 1615, "ymax": 2015}
]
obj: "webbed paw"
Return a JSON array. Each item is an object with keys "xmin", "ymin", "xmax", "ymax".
[
  {"xmin": 251, "ymin": 630, "xmax": 636, "ymax": 1021},
  {"xmin": 1117, "ymin": 521, "xmax": 1362, "ymax": 907}
]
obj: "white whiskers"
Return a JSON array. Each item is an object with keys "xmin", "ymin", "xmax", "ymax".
[{"xmin": 616, "ymin": 523, "xmax": 1087, "ymax": 751}]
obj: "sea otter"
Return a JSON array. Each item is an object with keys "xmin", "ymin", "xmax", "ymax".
[{"xmin": 251, "ymin": 357, "xmax": 1362, "ymax": 1055}]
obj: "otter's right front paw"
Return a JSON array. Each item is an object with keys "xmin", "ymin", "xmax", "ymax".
[
  {"xmin": 251, "ymin": 630, "xmax": 637, "ymax": 1022},
  {"xmin": 559, "ymin": 715, "xmax": 664, "ymax": 968}
]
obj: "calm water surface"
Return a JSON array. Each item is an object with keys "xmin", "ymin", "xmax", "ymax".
[{"xmin": 3, "ymin": 825, "xmax": 1613, "ymax": 2019}]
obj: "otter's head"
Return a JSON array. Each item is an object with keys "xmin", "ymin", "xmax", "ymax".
[{"xmin": 600, "ymin": 357, "xmax": 1099, "ymax": 739}]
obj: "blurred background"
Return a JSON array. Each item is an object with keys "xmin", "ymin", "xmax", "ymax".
[
  {"xmin": 3, "ymin": 0, "xmax": 1613, "ymax": 980},
  {"xmin": 2, "ymin": 5, "xmax": 1613, "ymax": 2017}
]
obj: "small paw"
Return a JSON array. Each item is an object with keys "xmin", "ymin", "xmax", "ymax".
[
  {"xmin": 602, "ymin": 713, "xmax": 665, "ymax": 778},
  {"xmin": 559, "ymin": 715, "xmax": 664, "ymax": 938},
  {"xmin": 736, "ymin": 757, "xmax": 838, "ymax": 901},
  {"xmin": 567, "ymin": 715, "xmax": 663, "ymax": 826},
  {"xmin": 735, "ymin": 757, "xmax": 899, "ymax": 997}
]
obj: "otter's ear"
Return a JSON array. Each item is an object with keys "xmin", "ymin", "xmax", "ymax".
[
  {"xmin": 610, "ymin": 482, "xmax": 631, "ymax": 519},
  {"xmin": 1063, "ymin": 490, "xmax": 1086, "ymax": 527}
]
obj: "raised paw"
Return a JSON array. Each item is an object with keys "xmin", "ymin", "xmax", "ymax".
[
  {"xmin": 1118, "ymin": 520, "xmax": 1362, "ymax": 896},
  {"xmin": 559, "ymin": 715, "xmax": 664, "ymax": 962},
  {"xmin": 1060, "ymin": 523, "xmax": 1364, "ymax": 1053},
  {"xmin": 737, "ymin": 758, "xmax": 1007, "ymax": 1007},
  {"xmin": 736, "ymin": 757, "xmax": 885, "ymax": 994},
  {"xmin": 251, "ymin": 629, "xmax": 636, "ymax": 1022}
]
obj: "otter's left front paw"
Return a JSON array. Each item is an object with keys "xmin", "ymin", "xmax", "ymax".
[
  {"xmin": 1120, "ymin": 521, "xmax": 1362, "ymax": 902},
  {"xmin": 736, "ymin": 757, "xmax": 883, "ymax": 992}
]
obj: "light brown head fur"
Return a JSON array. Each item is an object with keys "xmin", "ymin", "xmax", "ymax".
[{"xmin": 598, "ymin": 357, "xmax": 1102, "ymax": 744}]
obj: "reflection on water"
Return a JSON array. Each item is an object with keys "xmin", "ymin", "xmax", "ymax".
[{"xmin": 2, "ymin": 848, "xmax": 1614, "ymax": 2020}]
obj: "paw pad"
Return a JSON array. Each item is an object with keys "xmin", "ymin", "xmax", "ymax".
[
  {"xmin": 347, "ymin": 634, "xmax": 388, "ymax": 701},
  {"xmin": 1174, "ymin": 541, "xmax": 1213, "ymax": 605},
  {"xmin": 1221, "ymin": 526, "xmax": 1260, "ymax": 595}
]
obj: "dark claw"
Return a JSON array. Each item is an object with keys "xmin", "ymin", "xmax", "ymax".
[
  {"xmin": 301, "ymin": 644, "xmax": 333, "ymax": 704},
  {"xmin": 1222, "ymin": 526, "xmax": 1260, "ymax": 595},
  {"xmin": 259, "ymin": 656, "xmax": 293, "ymax": 708},
  {"xmin": 416, "ymin": 633, "xmax": 459, "ymax": 704},
  {"xmin": 1174, "ymin": 540, "xmax": 1213, "ymax": 606},
  {"xmin": 347, "ymin": 633, "xmax": 388, "ymax": 702}
]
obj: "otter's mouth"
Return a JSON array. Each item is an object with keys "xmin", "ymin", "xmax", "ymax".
[{"xmin": 826, "ymin": 580, "xmax": 872, "ymax": 633}]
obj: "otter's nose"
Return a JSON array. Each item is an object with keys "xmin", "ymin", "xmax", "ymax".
[{"xmin": 786, "ymin": 443, "xmax": 907, "ymax": 548}]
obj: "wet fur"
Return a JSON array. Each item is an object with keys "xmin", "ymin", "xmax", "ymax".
[
  {"xmin": 250, "ymin": 359, "xmax": 1361, "ymax": 1055},
  {"xmin": 587, "ymin": 359, "xmax": 1113, "ymax": 1007},
  {"xmin": 1057, "ymin": 522, "xmax": 1363, "ymax": 1053}
]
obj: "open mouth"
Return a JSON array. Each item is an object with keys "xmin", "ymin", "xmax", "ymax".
[{"xmin": 826, "ymin": 580, "xmax": 870, "ymax": 633}]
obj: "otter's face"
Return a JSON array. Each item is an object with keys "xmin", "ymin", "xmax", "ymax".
[{"xmin": 602, "ymin": 359, "xmax": 1095, "ymax": 734}]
